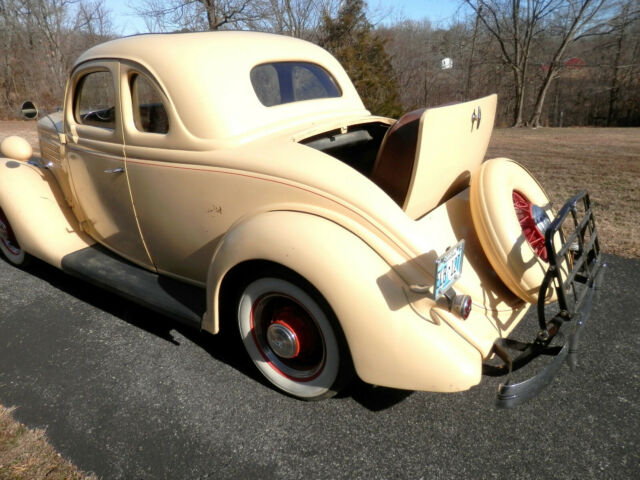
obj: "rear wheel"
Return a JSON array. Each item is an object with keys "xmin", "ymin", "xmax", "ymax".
[
  {"xmin": 0, "ymin": 208, "xmax": 30, "ymax": 266},
  {"xmin": 237, "ymin": 275, "xmax": 351, "ymax": 400}
]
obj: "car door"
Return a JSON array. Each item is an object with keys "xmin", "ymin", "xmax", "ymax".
[
  {"xmin": 65, "ymin": 61, "xmax": 154, "ymax": 269},
  {"xmin": 119, "ymin": 63, "xmax": 217, "ymax": 284}
]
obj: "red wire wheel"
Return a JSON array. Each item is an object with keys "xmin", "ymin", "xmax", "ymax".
[
  {"xmin": 470, "ymin": 158, "xmax": 559, "ymax": 304},
  {"xmin": 512, "ymin": 190, "xmax": 548, "ymax": 262}
]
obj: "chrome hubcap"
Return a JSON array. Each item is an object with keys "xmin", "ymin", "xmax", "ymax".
[
  {"xmin": 266, "ymin": 322, "xmax": 299, "ymax": 359},
  {"xmin": 251, "ymin": 294, "xmax": 325, "ymax": 380},
  {"xmin": 531, "ymin": 204, "xmax": 551, "ymax": 236}
]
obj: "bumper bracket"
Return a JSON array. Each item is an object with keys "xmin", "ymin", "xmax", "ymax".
[{"xmin": 486, "ymin": 191, "xmax": 604, "ymax": 408}]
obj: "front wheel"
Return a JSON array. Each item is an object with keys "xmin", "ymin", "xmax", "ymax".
[
  {"xmin": 0, "ymin": 208, "xmax": 30, "ymax": 267},
  {"xmin": 237, "ymin": 275, "xmax": 352, "ymax": 400}
]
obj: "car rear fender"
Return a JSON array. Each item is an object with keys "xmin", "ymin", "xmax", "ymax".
[
  {"xmin": 204, "ymin": 210, "xmax": 481, "ymax": 392},
  {"xmin": 0, "ymin": 158, "xmax": 93, "ymax": 268}
]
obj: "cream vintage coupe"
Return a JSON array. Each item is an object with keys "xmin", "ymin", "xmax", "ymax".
[{"xmin": 0, "ymin": 31, "xmax": 603, "ymax": 406}]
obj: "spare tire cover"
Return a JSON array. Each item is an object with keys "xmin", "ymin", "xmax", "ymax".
[{"xmin": 470, "ymin": 158, "xmax": 559, "ymax": 304}]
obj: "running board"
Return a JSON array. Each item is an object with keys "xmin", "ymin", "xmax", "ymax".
[{"xmin": 61, "ymin": 245, "xmax": 205, "ymax": 329}]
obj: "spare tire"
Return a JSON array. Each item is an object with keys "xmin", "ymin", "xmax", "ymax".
[{"xmin": 470, "ymin": 158, "xmax": 559, "ymax": 304}]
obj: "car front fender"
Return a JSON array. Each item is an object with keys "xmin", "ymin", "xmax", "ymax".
[
  {"xmin": 0, "ymin": 158, "xmax": 93, "ymax": 268},
  {"xmin": 204, "ymin": 210, "xmax": 481, "ymax": 392}
]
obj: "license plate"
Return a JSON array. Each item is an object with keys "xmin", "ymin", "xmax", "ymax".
[{"xmin": 434, "ymin": 240, "xmax": 465, "ymax": 299}]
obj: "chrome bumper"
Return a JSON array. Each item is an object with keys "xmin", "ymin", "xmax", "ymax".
[{"xmin": 485, "ymin": 191, "xmax": 604, "ymax": 408}]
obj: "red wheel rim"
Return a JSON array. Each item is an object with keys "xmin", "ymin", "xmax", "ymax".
[
  {"xmin": 250, "ymin": 294, "xmax": 325, "ymax": 381},
  {"xmin": 513, "ymin": 191, "xmax": 548, "ymax": 262}
]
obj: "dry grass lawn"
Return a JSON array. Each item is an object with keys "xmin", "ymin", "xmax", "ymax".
[
  {"xmin": 487, "ymin": 127, "xmax": 640, "ymax": 258},
  {"xmin": 0, "ymin": 405, "xmax": 96, "ymax": 480}
]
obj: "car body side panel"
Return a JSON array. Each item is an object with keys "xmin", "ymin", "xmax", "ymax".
[
  {"xmin": 123, "ymin": 139, "xmax": 420, "ymax": 286},
  {"xmin": 122, "ymin": 132, "xmax": 527, "ymax": 359},
  {"xmin": 0, "ymin": 158, "xmax": 94, "ymax": 267},
  {"xmin": 125, "ymin": 158, "xmax": 408, "ymax": 285},
  {"xmin": 205, "ymin": 211, "xmax": 482, "ymax": 393}
]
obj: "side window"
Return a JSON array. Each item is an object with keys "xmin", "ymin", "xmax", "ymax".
[
  {"xmin": 130, "ymin": 74, "xmax": 169, "ymax": 134},
  {"xmin": 75, "ymin": 71, "xmax": 116, "ymax": 129}
]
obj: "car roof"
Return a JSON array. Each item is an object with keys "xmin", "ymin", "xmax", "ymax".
[{"xmin": 74, "ymin": 31, "xmax": 369, "ymax": 144}]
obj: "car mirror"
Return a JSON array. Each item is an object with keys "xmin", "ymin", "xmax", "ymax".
[{"xmin": 21, "ymin": 101, "xmax": 38, "ymax": 120}]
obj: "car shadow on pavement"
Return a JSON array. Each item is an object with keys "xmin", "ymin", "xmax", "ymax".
[
  {"xmin": 349, "ymin": 381, "xmax": 414, "ymax": 410},
  {"xmin": 14, "ymin": 257, "xmax": 417, "ymax": 411},
  {"xmin": 17, "ymin": 258, "xmax": 264, "ymax": 377}
]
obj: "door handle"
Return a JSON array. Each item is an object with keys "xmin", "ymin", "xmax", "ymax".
[{"xmin": 104, "ymin": 167, "xmax": 124, "ymax": 174}]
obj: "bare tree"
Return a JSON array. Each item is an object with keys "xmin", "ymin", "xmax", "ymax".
[
  {"xmin": 0, "ymin": 0, "xmax": 113, "ymax": 117},
  {"xmin": 75, "ymin": 0, "xmax": 113, "ymax": 42},
  {"xmin": 134, "ymin": 0, "xmax": 266, "ymax": 32},
  {"xmin": 18, "ymin": 0, "xmax": 79, "ymax": 92},
  {"xmin": 596, "ymin": 0, "xmax": 639, "ymax": 125},
  {"xmin": 464, "ymin": 0, "xmax": 559, "ymax": 126},
  {"xmin": 251, "ymin": 0, "xmax": 342, "ymax": 40},
  {"xmin": 385, "ymin": 20, "xmax": 435, "ymax": 109},
  {"xmin": 0, "ymin": 0, "xmax": 17, "ymax": 111},
  {"xmin": 528, "ymin": 0, "xmax": 613, "ymax": 127}
]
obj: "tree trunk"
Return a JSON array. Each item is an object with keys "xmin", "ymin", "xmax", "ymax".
[
  {"xmin": 203, "ymin": 0, "xmax": 218, "ymax": 30},
  {"xmin": 512, "ymin": 67, "xmax": 526, "ymax": 127},
  {"xmin": 528, "ymin": 0, "xmax": 605, "ymax": 127},
  {"xmin": 464, "ymin": 5, "xmax": 481, "ymax": 100},
  {"xmin": 607, "ymin": 3, "xmax": 630, "ymax": 126},
  {"xmin": 529, "ymin": 69, "xmax": 556, "ymax": 128}
]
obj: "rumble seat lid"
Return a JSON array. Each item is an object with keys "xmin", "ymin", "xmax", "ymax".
[{"xmin": 403, "ymin": 94, "xmax": 497, "ymax": 218}]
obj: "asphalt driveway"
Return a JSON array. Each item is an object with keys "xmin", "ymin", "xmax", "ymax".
[{"xmin": 0, "ymin": 254, "xmax": 638, "ymax": 479}]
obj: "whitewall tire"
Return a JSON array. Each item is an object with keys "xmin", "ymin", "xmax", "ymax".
[{"xmin": 237, "ymin": 276, "xmax": 349, "ymax": 400}]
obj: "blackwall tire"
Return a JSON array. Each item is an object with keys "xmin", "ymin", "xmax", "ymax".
[
  {"xmin": 237, "ymin": 275, "xmax": 351, "ymax": 400},
  {"xmin": 470, "ymin": 158, "xmax": 559, "ymax": 304}
]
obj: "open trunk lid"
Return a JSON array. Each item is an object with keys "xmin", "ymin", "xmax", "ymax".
[{"xmin": 382, "ymin": 94, "xmax": 497, "ymax": 219}]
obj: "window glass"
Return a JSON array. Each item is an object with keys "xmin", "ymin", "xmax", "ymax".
[
  {"xmin": 251, "ymin": 62, "xmax": 342, "ymax": 107},
  {"xmin": 292, "ymin": 64, "xmax": 338, "ymax": 101},
  {"xmin": 250, "ymin": 64, "xmax": 281, "ymax": 107},
  {"xmin": 130, "ymin": 74, "xmax": 169, "ymax": 134},
  {"xmin": 75, "ymin": 71, "xmax": 116, "ymax": 129}
]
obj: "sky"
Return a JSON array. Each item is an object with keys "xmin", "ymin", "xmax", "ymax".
[{"xmin": 106, "ymin": 0, "xmax": 465, "ymax": 36}]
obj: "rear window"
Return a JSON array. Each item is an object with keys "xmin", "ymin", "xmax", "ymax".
[{"xmin": 250, "ymin": 62, "xmax": 342, "ymax": 107}]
